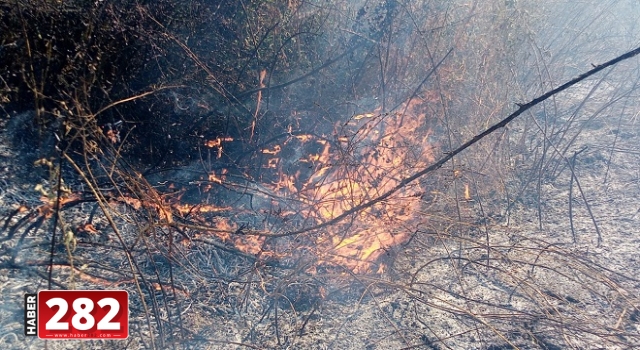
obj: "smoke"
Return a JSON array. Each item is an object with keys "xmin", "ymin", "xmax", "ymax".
[{"xmin": 2, "ymin": 0, "xmax": 640, "ymax": 348}]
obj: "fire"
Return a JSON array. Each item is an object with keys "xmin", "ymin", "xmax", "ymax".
[
  {"xmin": 295, "ymin": 134, "xmax": 314, "ymax": 142},
  {"xmin": 75, "ymin": 99, "xmax": 438, "ymax": 275},
  {"xmin": 262, "ymin": 145, "xmax": 281, "ymax": 155},
  {"xmin": 208, "ymin": 169, "xmax": 228, "ymax": 184},
  {"xmin": 25, "ymin": 107, "xmax": 436, "ymax": 274},
  {"xmin": 204, "ymin": 136, "xmax": 233, "ymax": 148},
  {"xmin": 257, "ymin": 106, "xmax": 436, "ymax": 273},
  {"xmin": 204, "ymin": 137, "xmax": 233, "ymax": 159}
]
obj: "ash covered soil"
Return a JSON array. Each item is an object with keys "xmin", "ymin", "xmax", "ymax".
[{"xmin": 1, "ymin": 96, "xmax": 640, "ymax": 350}]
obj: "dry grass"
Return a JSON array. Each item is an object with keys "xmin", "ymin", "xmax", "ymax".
[{"xmin": 1, "ymin": 1, "xmax": 640, "ymax": 349}]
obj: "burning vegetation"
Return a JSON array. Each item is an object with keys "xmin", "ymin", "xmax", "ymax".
[
  {"xmin": 250, "ymin": 108, "xmax": 436, "ymax": 273},
  {"xmin": 2, "ymin": 0, "xmax": 640, "ymax": 349}
]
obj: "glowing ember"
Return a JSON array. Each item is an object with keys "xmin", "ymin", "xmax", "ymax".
[
  {"xmin": 208, "ymin": 170, "xmax": 226, "ymax": 184},
  {"xmin": 262, "ymin": 145, "xmax": 281, "ymax": 155},
  {"xmin": 204, "ymin": 137, "xmax": 233, "ymax": 159}
]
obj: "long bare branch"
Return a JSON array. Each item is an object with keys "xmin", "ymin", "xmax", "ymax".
[{"xmin": 261, "ymin": 45, "xmax": 640, "ymax": 238}]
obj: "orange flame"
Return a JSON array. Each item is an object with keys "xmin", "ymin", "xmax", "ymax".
[
  {"xmin": 262, "ymin": 145, "xmax": 281, "ymax": 155},
  {"xmin": 204, "ymin": 137, "xmax": 233, "ymax": 159},
  {"xmin": 108, "ymin": 95, "xmax": 439, "ymax": 275},
  {"xmin": 258, "ymin": 104, "xmax": 435, "ymax": 273}
]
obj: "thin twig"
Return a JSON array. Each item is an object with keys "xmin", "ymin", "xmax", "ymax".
[
  {"xmin": 568, "ymin": 149, "xmax": 603, "ymax": 247},
  {"xmin": 569, "ymin": 152, "xmax": 576, "ymax": 244}
]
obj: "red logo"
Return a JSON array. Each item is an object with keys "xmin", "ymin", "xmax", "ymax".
[{"xmin": 37, "ymin": 290, "xmax": 128, "ymax": 339}]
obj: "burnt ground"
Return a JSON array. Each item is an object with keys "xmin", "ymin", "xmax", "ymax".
[
  {"xmin": 1, "ymin": 1, "xmax": 640, "ymax": 348},
  {"xmin": 0, "ymin": 76, "xmax": 639, "ymax": 350}
]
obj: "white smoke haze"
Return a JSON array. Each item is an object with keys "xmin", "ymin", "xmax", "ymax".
[{"xmin": 1, "ymin": 0, "xmax": 639, "ymax": 349}]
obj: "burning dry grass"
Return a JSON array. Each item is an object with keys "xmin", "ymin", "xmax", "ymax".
[
  {"xmin": 2, "ymin": 1, "xmax": 640, "ymax": 348},
  {"xmin": 2, "ymin": 60, "xmax": 640, "ymax": 349},
  {"xmin": 2, "ymin": 86, "xmax": 640, "ymax": 348},
  {"xmin": 252, "ymin": 109, "xmax": 436, "ymax": 273}
]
